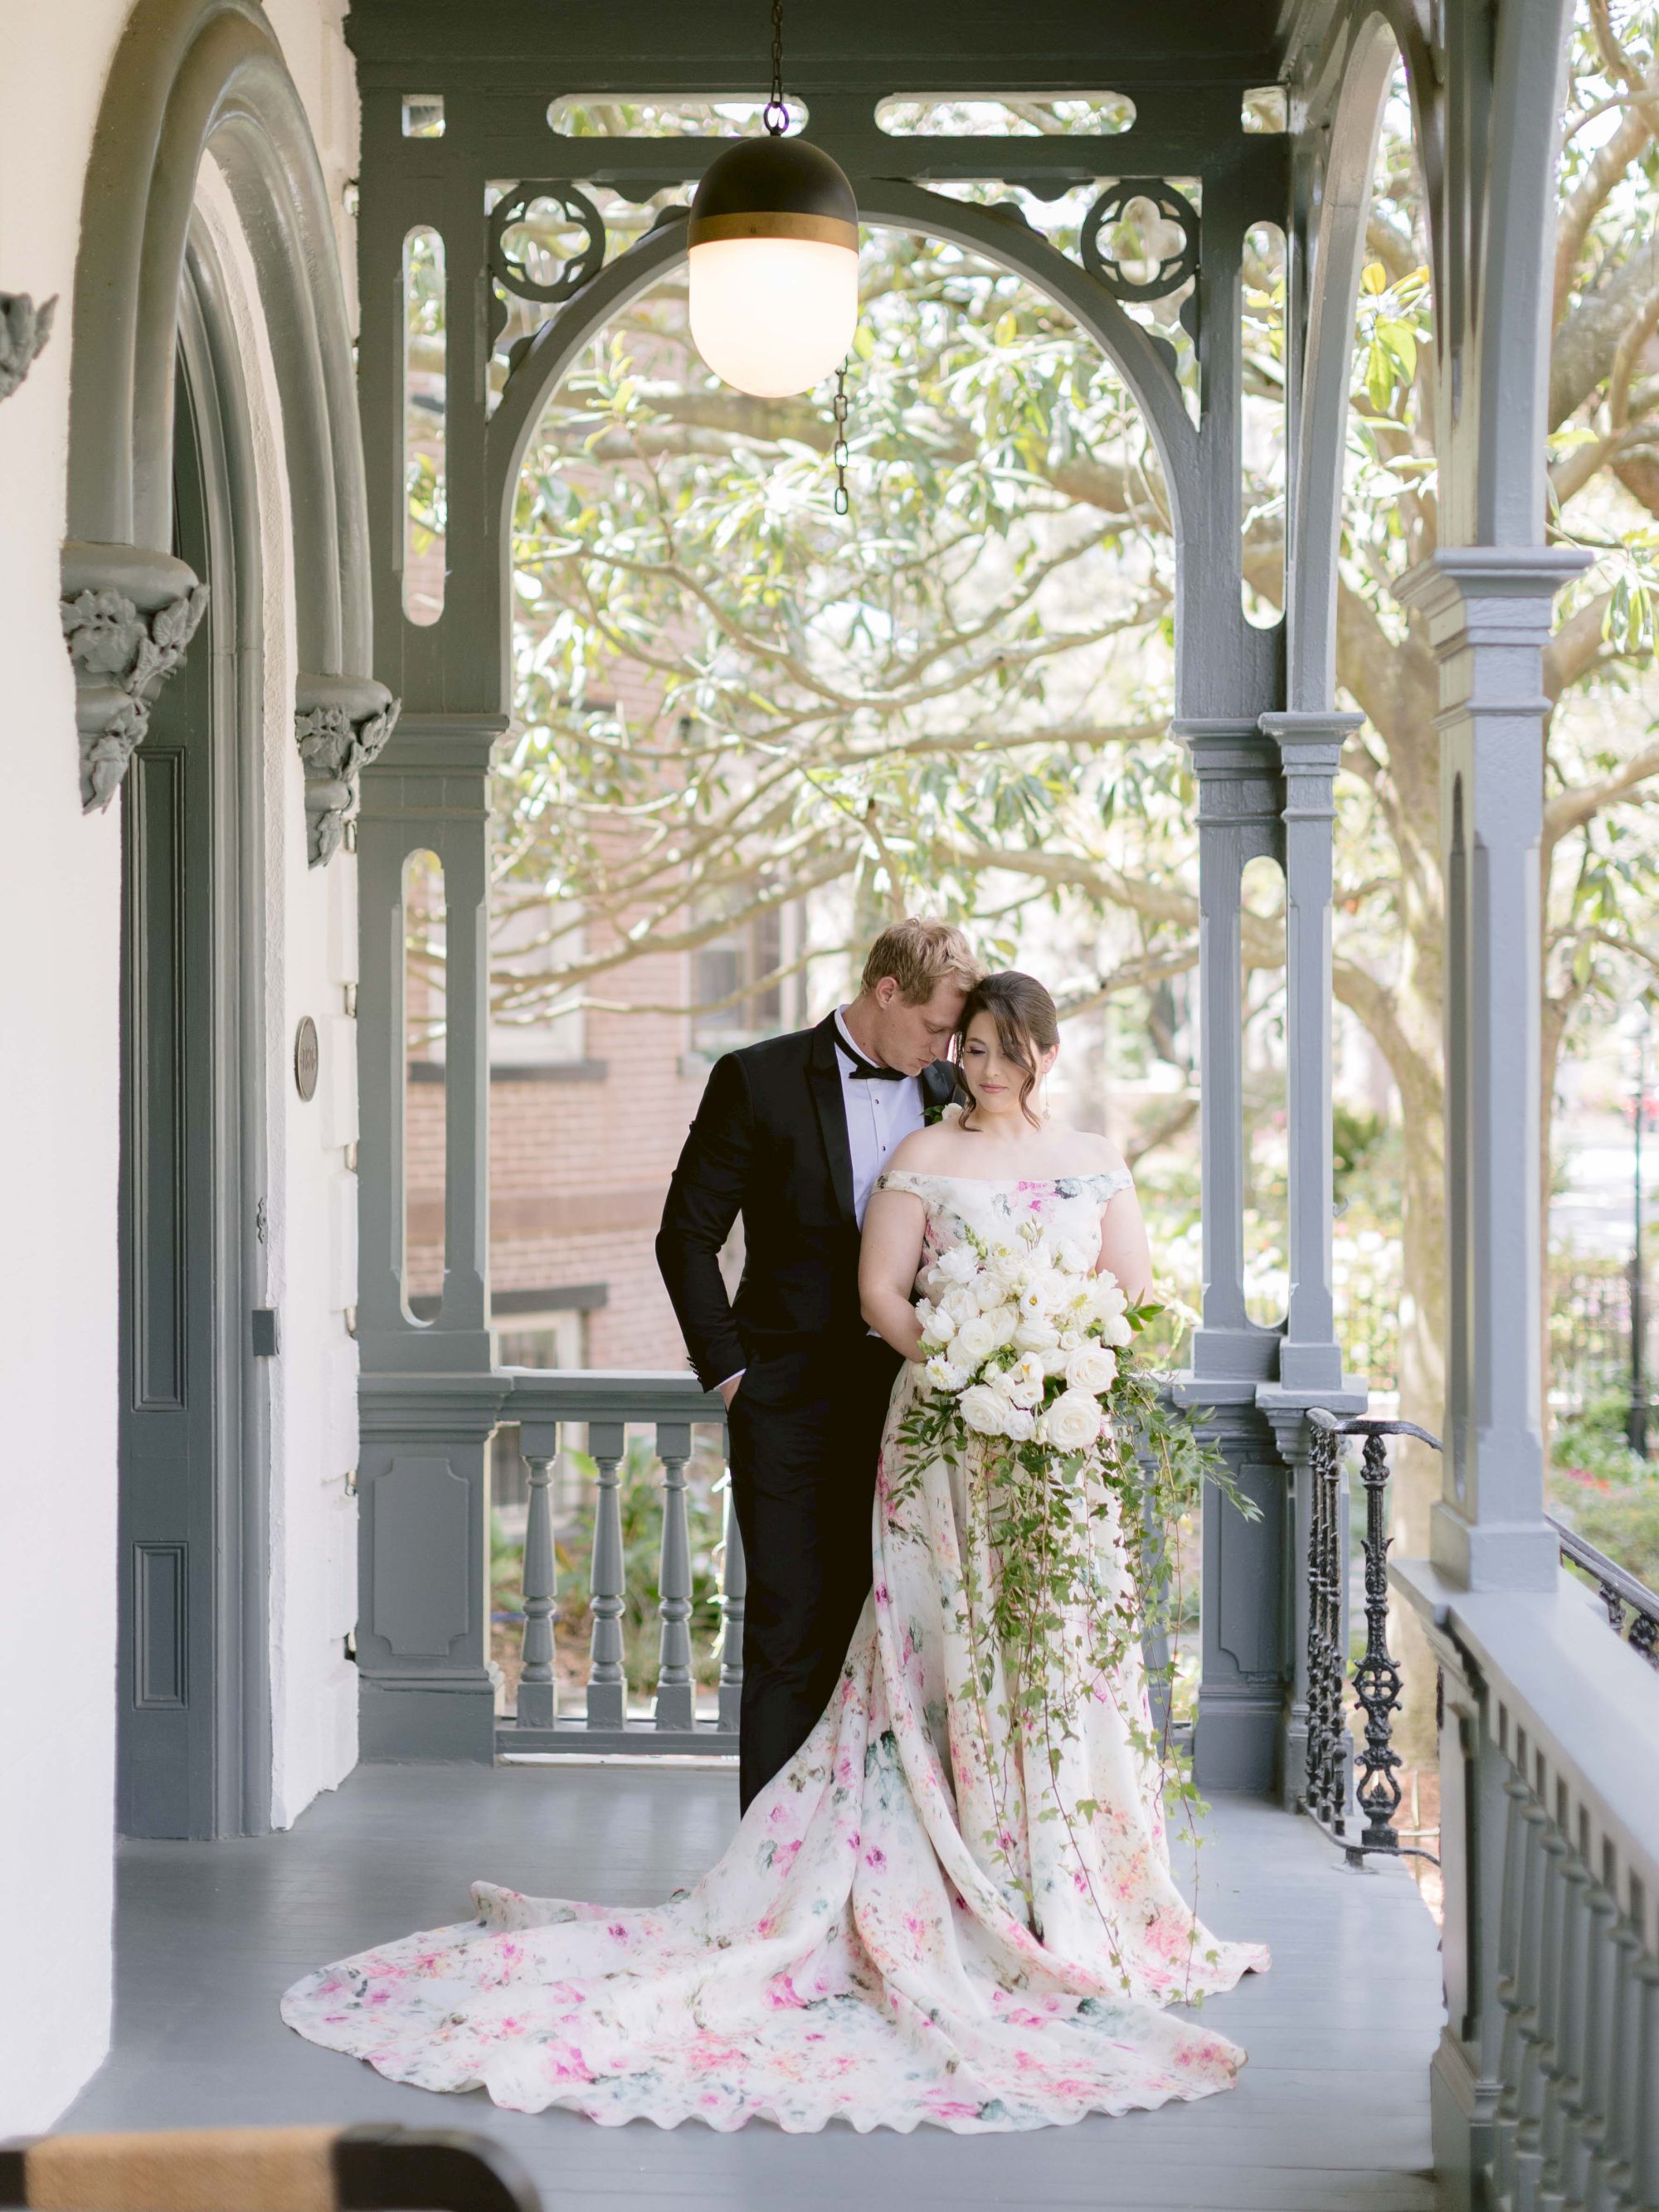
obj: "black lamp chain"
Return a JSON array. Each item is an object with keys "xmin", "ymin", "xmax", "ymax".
[
  {"xmin": 765, "ymin": 0, "xmax": 788, "ymax": 134},
  {"xmin": 832, "ymin": 359, "xmax": 850, "ymax": 517}
]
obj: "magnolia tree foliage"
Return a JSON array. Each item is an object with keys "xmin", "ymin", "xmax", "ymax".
[{"xmin": 494, "ymin": 15, "xmax": 1659, "ymax": 1462}]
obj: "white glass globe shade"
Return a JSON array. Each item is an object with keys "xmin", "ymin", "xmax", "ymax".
[{"xmin": 688, "ymin": 236, "xmax": 858, "ymax": 398}]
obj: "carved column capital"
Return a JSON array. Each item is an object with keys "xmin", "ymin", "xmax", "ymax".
[
  {"xmin": 0, "ymin": 291, "xmax": 55, "ymax": 400},
  {"xmin": 294, "ymin": 674, "xmax": 401, "ymax": 866},
  {"xmin": 61, "ymin": 540, "xmax": 209, "ymax": 813}
]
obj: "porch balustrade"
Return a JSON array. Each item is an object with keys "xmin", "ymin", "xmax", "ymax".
[{"xmin": 495, "ymin": 1370, "xmax": 742, "ymax": 1757}]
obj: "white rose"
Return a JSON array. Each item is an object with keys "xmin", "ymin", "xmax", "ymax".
[
  {"xmin": 951, "ymin": 1314, "xmax": 997, "ymax": 1372},
  {"xmin": 922, "ymin": 1302, "xmax": 957, "ymax": 1345},
  {"xmin": 985, "ymin": 1305, "xmax": 1020, "ymax": 1349},
  {"xmin": 1102, "ymin": 1313, "xmax": 1132, "ymax": 1347},
  {"xmin": 1001, "ymin": 1405, "xmax": 1037, "ymax": 1444},
  {"xmin": 940, "ymin": 1284, "xmax": 980, "ymax": 1327},
  {"xmin": 925, "ymin": 1354, "xmax": 968, "ymax": 1394},
  {"xmin": 1058, "ymin": 1237, "xmax": 1097, "ymax": 1277},
  {"xmin": 1039, "ymin": 1342, "xmax": 1071, "ymax": 1376},
  {"xmin": 1013, "ymin": 1314, "xmax": 1061, "ymax": 1354},
  {"xmin": 959, "ymin": 1383, "xmax": 1009, "ymax": 1437},
  {"xmin": 1044, "ymin": 1388, "xmax": 1103, "ymax": 1452},
  {"xmin": 936, "ymin": 1244, "xmax": 980, "ymax": 1287},
  {"xmin": 985, "ymin": 1243, "xmax": 1026, "ymax": 1292},
  {"xmin": 1065, "ymin": 1341, "xmax": 1119, "ymax": 1393},
  {"xmin": 1002, "ymin": 1352, "xmax": 1047, "ymax": 1410},
  {"xmin": 972, "ymin": 1270, "xmax": 1008, "ymax": 1314}
]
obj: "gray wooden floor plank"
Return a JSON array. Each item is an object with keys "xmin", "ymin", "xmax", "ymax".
[{"xmin": 60, "ymin": 1762, "xmax": 1444, "ymax": 2212}]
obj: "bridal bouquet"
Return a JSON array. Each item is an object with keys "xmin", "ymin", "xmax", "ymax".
[{"xmin": 911, "ymin": 1222, "xmax": 1133, "ymax": 1454}]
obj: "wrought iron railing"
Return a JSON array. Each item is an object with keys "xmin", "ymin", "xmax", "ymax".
[
  {"xmin": 494, "ymin": 1371, "xmax": 742, "ymax": 1757},
  {"xmin": 1549, "ymin": 1513, "xmax": 1659, "ymax": 1666},
  {"xmin": 1303, "ymin": 1411, "xmax": 1442, "ymax": 1866}
]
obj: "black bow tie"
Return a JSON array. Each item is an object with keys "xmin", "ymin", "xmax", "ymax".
[{"xmin": 841, "ymin": 1046, "xmax": 907, "ymax": 1082}]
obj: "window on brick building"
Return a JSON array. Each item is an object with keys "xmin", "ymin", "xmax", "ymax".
[
  {"xmin": 692, "ymin": 905, "xmax": 798, "ymax": 1057},
  {"xmin": 492, "ymin": 1309, "xmax": 587, "ymax": 1520},
  {"xmin": 489, "ymin": 896, "xmax": 586, "ymax": 1067}
]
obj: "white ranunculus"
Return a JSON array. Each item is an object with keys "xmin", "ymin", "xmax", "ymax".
[
  {"xmin": 1002, "ymin": 1352, "xmax": 1047, "ymax": 1410},
  {"xmin": 925, "ymin": 1354, "xmax": 968, "ymax": 1394},
  {"xmin": 986, "ymin": 1305, "xmax": 1020, "ymax": 1349},
  {"xmin": 1001, "ymin": 1404, "xmax": 1037, "ymax": 1443},
  {"xmin": 936, "ymin": 1244, "xmax": 980, "ymax": 1287},
  {"xmin": 1039, "ymin": 1342, "xmax": 1071, "ymax": 1376},
  {"xmin": 940, "ymin": 1283, "xmax": 980, "ymax": 1327},
  {"xmin": 1058, "ymin": 1237, "xmax": 1098, "ymax": 1277},
  {"xmin": 1013, "ymin": 1313, "xmax": 1061, "ymax": 1354},
  {"xmin": 1065, "ymin": 1341, "xmax": 1119, "ymax": 1393},
  {"xmin": 959, "ymin": 1383, "xmax": 1009, "ymax": 1436},
  {"xmin": 972, "ymin": 1270, "xmax": 1007, "ymax": 1313},
  {"xmin": 951, "ymin": 1315, "xmax": 997, "ymax": 1372},
  {"xmin": 1089, "ymin": 1270, "xmax": 1129, "ymax": 1320},
  {"xmin": 1044, "ymin": 1388, "xmax": 1103, "ymax": 1452},
  {"xmin": 1102, "ymin": 1314, "xmax": 1132, "ymax": 1347}
]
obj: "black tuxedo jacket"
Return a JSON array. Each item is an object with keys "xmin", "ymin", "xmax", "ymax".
[{"xmin": 656, "ymin": 1012, "xmax": 960, "ymax": 1392}]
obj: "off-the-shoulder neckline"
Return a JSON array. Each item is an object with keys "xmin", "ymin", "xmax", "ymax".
[{"xmin": 882, "ymin": 1168, "xmax": 1128, "ymax": 1189}]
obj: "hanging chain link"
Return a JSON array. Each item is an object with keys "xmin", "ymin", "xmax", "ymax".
[
  {"xmin": 764, "ymin": 0, "xmax": 789, "ymax": 134},
  {"xmin": 831, "ymin": 358, "xmax": 851, "ymax": 516}
]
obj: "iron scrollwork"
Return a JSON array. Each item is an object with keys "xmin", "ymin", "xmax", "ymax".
[
  {"xmin": 489, "ymin": 182, "xmax": 607, "ymax": 304},
  {"xmin": 1080, "ymin": 178, "xmax": 1199, "ymax": 303},
  {"xmin": 1303, "ymin": 1410, "xmax": 1443, "ymax": 1867}
]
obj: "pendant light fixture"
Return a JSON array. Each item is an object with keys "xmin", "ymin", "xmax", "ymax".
[{"xmin": 687, "ymin": 0, "xmax": 859, "ymax": 397}]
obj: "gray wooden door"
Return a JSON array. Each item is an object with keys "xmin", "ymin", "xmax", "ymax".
[{"xmin": 117, "ymin": 353, "xmax": 244, "ymax": 1839}]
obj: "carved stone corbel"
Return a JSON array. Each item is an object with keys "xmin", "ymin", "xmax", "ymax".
[
  {"xmin": 61, "ymin": 541, "xmax": 211, "ymax": 812},
  {"xmin": 294, "ymin": 675, "xmax": 401, "ymax": 865},
  {"xmin": 1, "ymin": 292, "xmax": 55, "ymax": 399}
]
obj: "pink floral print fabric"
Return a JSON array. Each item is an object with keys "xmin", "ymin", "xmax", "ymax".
[{"xmin": 281, "ymin": 1172, "xmax": 1268, "ymax": 2132}]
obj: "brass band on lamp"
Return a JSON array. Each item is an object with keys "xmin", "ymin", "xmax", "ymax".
[{"xmin": 686, "ymin": 77, "xmax": 859, "ymax": 397}]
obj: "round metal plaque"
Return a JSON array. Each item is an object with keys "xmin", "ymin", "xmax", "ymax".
[{"xmin": 294, "ymin": 1015, "xmax": 320, "ymax": 1102}]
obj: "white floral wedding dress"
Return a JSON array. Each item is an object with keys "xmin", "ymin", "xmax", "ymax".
[{"xmin": 282, "ymin": 1168, "xmax": 1268, "ymax": 2132}]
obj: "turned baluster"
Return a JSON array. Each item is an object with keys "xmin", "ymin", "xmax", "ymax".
[
  {"xmin": 516, "ymin": 1416, "xmax": 559, "ymax": 1729},
  {"xmin": 654, "ymin": 1422, "xmax": 695, "ymax": 1731},
  {"xmin": 585, "ymin": 1420, "xmax": 627, "ymax": 1729},
  {"xmin": 718, "ymin": 1471, "xmax": 747, "ymax": 1735}
]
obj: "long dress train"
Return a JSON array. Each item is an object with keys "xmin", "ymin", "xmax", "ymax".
[{"xmin": 281, "ymin": 1168, "xmax": 1268, "ymax": 2132}]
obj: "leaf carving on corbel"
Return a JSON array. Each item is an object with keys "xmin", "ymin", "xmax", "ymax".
[
  {"xmin": 0, "ymin": 292, "xmax": 56, "ymax": 401},
  {"xmin": 296, "ymin": 693, "xmax": 401, "ymax": 865},
  {"xmin": 61, "ymin": 580, "xmax": 211, "ymax": 811}
]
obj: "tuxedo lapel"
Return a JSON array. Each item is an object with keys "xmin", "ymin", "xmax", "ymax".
[
  {"xmin": 807, "ymin": 1014, "xmax": 857, "ymax": 1225},
  {"xmin": 922, "ymin": 1058, "xmax": 961, "ymax": 1114}
]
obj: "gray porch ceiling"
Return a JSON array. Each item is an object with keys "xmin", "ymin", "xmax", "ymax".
[{"xmin": 343, "ymin": 0, "xmax": 1305, "ymax": 93}]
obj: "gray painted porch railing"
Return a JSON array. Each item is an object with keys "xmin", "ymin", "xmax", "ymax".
[{"xmin": 497, "ymin": 1369, "xmax": 742, "ymax": 1757}]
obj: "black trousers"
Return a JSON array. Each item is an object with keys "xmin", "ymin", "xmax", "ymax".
[{"xmin": 725, "ymin": 1332, "xmax": 902, "ymax": 1813}]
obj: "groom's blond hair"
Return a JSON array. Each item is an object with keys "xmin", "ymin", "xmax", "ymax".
[{"xmin": 860, "ymin": 917, "xmax": 983, "ymax": 1005}]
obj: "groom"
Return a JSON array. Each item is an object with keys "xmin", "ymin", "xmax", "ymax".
[{"xmin": 657, "ymin": 918, "xmax": 980, "ymax": 1811}]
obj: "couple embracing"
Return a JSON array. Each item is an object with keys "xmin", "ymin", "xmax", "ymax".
[{"xmin": 283, "ymin": 919, "xmax": 1267, "ymax": 2133}]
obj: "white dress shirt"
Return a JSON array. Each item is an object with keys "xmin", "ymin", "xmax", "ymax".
[{"xmin": 833, "ymin": 1006, "xmax": 926, "ymax": 1227}]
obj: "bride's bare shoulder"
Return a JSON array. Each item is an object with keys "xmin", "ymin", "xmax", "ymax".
[
  {"xmin": 884, "ymin": 1122, "xmax": 971, "ymax": 1174},
  {"xmin": 1052, "ymin": 1123, "xmax": 1131, "ymax": 1179}
]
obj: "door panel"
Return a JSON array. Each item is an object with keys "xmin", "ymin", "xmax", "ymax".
[{"xmin": 118, "ymin": 360, "xmax": 221, "ymax": 1838}]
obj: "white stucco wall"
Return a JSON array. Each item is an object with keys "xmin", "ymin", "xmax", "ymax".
[{"xmin": 0, "ymin": 0, "xmax": 364, "ymax": 2132}]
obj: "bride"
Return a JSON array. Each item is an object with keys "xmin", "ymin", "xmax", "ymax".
[{"xmin": 282, "ymin": 970, "xmax": 1267, "ymax": 2132}]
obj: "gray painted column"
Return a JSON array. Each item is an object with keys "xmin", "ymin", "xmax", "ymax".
[
  {"xmin": 1262, "ymin": 712, "xmax": 1356, "ymax": 1393},
  {"xmin": 1395, "ymin": 552, "xmax": 1587, "ymax": 1592},
  {"xmin": 353, "ymin": 712, "xmax": 506, "ymax": 1759},
  {"xmin": 357, "ymin": 1373, "xmax": 508, "ymax": 1759}
]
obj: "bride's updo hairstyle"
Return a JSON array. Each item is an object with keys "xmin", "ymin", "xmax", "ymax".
[{"xmin": 954, "ymin": 970, "xmax": 1058, "ymax": 1129}]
